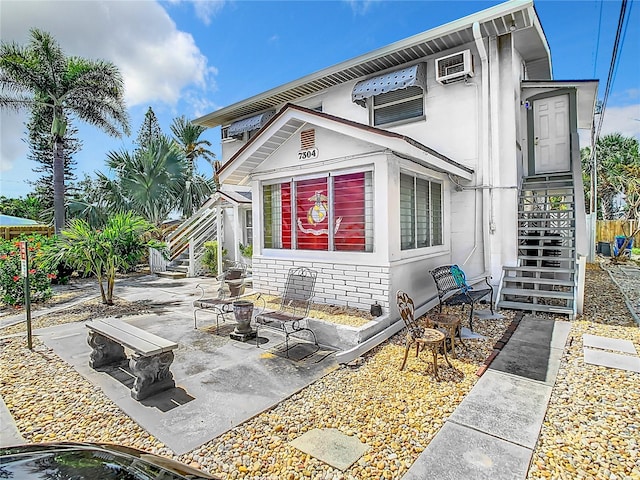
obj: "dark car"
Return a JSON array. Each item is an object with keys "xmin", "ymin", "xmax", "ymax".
[{"xmin": 0, "ymin": 442, "xmax": 220, "ymax": 479}]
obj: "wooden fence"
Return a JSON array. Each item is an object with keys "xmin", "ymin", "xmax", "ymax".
[
  {"xmin": 596, "ymin": 220, "xmax": 639, "ymax": 245},
  {"xmin": 1, "ymin": 225, "xmax": 55, "ymax": 240}
]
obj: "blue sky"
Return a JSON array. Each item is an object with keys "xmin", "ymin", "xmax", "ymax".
[{"xmin": 1, "ymin": 0, "xmax": 639, "ymax": 199}]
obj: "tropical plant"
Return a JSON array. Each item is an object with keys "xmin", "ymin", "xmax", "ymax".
[
  {"xmin": 170, "ymin": 115, "xmax": 216, "ymax": 217},
  {"xmin": 98, "ymin": 136, "xmax": 213, "ymax": 224},
  {"xmin": 0, "ymin": 234, "xmax": 57, "ymax": 306},
  {"xmin": 0, "ymin": 195, "xmax": 45, "ymax": 221},
  {"xmin": 239, "ymin": 243, "xmax": 253, "ymax": 258},
  {"xmin": 47, "ymin": 212, "xmax": 165, "ymax": 304},
  {"xmin": 201, "ymin": 240, "xmax": 226, "ymax": 276},
  {"xmin": 582, "ymin": 133, "xmax": 640, "ymax": 220},
  {"xmin": 0, "ymin": 29, "xmax": 130, "ymax": 233},
  {"xmin": 170, "ymin": 115, "xmax": 216, "ymax": 171}
]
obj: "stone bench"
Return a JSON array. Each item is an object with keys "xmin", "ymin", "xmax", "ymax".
[{"xmin": 86, "ymin": 318, "xmax": 178, "ymax": 400}]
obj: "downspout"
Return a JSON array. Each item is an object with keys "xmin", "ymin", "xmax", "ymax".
[{"xmin": 473, "ymin": 22, "xmax": 492, "ymax": 278}]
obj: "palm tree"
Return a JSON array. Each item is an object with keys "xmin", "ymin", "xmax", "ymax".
[
  {"xmin": 98, "ymin": 136, "xmax": 186, "ymax": 227},
  {"xmin": 170, "ymin": 115, "xmax": 216, "ymax": 217},
  {"xmin": 0, "ymin": 29, "xmax": 130, "ymax": 233},
  {"xmin": 170, "ymin": 115, "xmax": 216, "ymax": 172}
]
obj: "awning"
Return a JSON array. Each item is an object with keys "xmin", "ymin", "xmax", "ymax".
[
  {"xmin": 228, "ymin": 110, "xmax": 275, "ymax": 136},
  {"xmin": 352, "ymin": 63, "xmax": 427, "ymax": 107}
]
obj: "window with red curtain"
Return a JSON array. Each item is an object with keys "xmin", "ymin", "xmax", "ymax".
[{"xmin": 262, "ymin": 171, "xmax": 372, "ymax": 252}]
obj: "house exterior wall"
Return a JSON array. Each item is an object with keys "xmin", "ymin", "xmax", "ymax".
[{"xmin": 218, "ymin": 33, "xmax": 551, "ymax": 316}]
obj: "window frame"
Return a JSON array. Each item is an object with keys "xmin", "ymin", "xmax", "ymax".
[
  {"xmin": 262, "ymin": 169, "xmax": 374, "ymax": 253},
  {"xmin": 399, "ymin": 171, "xmax": 444, "ymax": 251}
]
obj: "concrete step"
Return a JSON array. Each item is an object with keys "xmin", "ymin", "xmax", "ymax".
[
  {"xmin": 156, "ymin": 270, "xmax": 187, "ymax": 279},
  {"xmin": 518, "ymin": 209, "xmax": 575, "ymax": 215},
  {"xmin": 517, "ymin": 255, "xmax": 574, "ymax": 262},
  {"xmin": 518, "ymin": 217, "xmax": 575, "ymax": 223},
  {"xmin": 518, "ymin": 226, "xmax": 575, "ymax": 232},
  {"xmin": 518, "ymin": 235, "xmax": 575, "ymax": 242},
  {"xmin": 497, "ymin": 300, "xmax": 574, "ymax": 315}
]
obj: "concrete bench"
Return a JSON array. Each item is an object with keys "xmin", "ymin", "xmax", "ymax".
[{"xmin": 86, "ymin": 318, "xmax": 178, "ymax": 400}]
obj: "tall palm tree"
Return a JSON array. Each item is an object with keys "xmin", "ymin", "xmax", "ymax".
[
  {"xmin": 170, "ymin": 115, "xmax": 216, "ymax": 174},
  {"xmin": 170, "ymin": 115, "xmax": 216, "ymax": 217},
  {"xmin": 0, "ymin": 29, "xmax": 130, "ymax": 233}
]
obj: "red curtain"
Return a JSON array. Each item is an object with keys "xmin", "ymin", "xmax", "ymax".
[
  {"xmin": 281, "ymin": 182, "xmax": 292, "ymax": 249},
  {"xmin": 296, "ymin": 178, "xmax": 329, "ymax": 250},
  {"xmin": 334, "ymin": 172, "xmax": 366, "ymax": 251}
]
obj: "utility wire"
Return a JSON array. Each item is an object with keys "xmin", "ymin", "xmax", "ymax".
[
  {"xmin": 596, "ymin": 0, "xmax": 629, "ymax": 140},
  {"xmin": 592, "ymin": 0, "xmax": 604, "ymax": 78}
]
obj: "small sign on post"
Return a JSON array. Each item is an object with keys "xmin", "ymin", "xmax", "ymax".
[{"xmin": 18, "ymin": 241, "xmax": 33, "ymax": 350}]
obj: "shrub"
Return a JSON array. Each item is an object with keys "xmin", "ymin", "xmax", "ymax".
[
  {"xmin": 239, "ymin": 243, "xmax": 253, "ymax": 258},
  {"xmin": 202, "ymin": 240, "xmax": 227, "ymax": 275},
  {"xmin": 0, "ymin": 234, "xmax": 57, "ymax": 306}
]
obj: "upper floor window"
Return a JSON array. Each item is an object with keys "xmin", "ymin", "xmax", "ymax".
[
  {"xmin": 352, "ymin": 63, "xmax": 426, "ymax": 127},
  {"xmin": 400, "ymin": 173, "xmax": 443, "ymax": 250},
  {"xmin": 372, "ymin": 86, "xmax": 424, "ymax": 126},
  {"xmin": 263, "ymin": 171, "xmax": 373, "ymax": 252}
]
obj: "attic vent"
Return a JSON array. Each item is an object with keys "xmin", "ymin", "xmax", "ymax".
[
  {"xmin": 301, "ymin": 129, "xmax": 315, "ymax": 150},
  {"xmin": 435, "ymin": 50, "xmax": 474, "ymax": 84}
]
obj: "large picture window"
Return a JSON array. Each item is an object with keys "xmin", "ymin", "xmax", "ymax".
[
  {"xmin": 263, "ymin": 172, "xmax": 373, "ymax": 252},
  {"xmin": 400, "ymin": 173, "xmax": 442, "ymax": 250}
]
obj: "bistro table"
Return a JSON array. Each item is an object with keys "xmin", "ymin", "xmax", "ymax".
[{"xmin": 429, "ymin": 313, "xmax": 464, "ymax": 359}]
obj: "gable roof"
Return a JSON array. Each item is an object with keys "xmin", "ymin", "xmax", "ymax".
[
  {"xmin": 195, "ymin": 0, "xmax": 550, "ymax": 128},
  {"xmin": 217, "ymin": 104, "xmax": 474, "ymax": 185}
]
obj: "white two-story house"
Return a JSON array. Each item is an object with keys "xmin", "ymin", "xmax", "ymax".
[{"xmin": 182, "ymin": 0, "xmax": 597, "ymax": 337}]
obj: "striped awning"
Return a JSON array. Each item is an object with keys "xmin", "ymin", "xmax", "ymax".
[
  {"xmin": 228, "ymin": 110, "xmax": 275, "ymax": 136},
  {"xmin": 352, "ymin": 63, "xmax": 427, "ymax": 107}
]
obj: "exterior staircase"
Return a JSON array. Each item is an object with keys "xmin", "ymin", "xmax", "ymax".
[
  {"xmin": 497, "ymin": 173, "xmax": 577, "ymax": 318},
  {"xmin": 151, "ymin": 196, "xmax": 221, "ymax": 278}
]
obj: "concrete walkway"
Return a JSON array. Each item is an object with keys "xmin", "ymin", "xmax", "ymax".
[{"xmin": 403, "ymin": 315, "xmax": 571, "ymax": 480}]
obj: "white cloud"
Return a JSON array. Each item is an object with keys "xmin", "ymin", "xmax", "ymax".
[
  {"xmin": 0, "ymin": 1, "xmax": 214, "ymax": 107},
  {"xmin": 191, "ymin": 0, "xmax": 226, "ymax": 25},
  {"xmin": 344, "ymin": 0, "xmax": 376, "ymax": 16},
  {"xmin": 0, "ymin": 0, "xmax": 217, "ymax": 179},
  {"xmin": 601, "ymin": 104, "xmax": 640, "ymax": 139},
  {"xmin": 0, "ymin": 111, "xmax": 27, "ymax": 173}
]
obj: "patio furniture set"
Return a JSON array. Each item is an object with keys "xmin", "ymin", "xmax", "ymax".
[{"xmin": 84, "ymin": 263, "xmax": 493, "ymax": 401}]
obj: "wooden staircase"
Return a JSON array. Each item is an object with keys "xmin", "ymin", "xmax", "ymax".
[{"xmin": 497, "ymin": 173, "xmax": 577, "ymax": 318}]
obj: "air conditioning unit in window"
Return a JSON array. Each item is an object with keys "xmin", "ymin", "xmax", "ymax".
[{"xmin": 435, "ymin": 50, "xmax": 474, "ymax": 84}]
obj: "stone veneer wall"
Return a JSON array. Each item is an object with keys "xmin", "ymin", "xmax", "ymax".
[{"xmin": 252, "ymin": 257, "xmax": 391, "ymax": 313}]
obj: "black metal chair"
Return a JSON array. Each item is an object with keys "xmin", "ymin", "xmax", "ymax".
[{"xmin": 429, "ymin": 265, "xmax": 493, "ymax": 332}]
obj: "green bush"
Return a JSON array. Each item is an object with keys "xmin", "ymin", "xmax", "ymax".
[
  {"xmin": 239, "ymin": 243, "xmax": 253, "ymax": 258},
  {"xmin": 0, "ymin": 234, "xmax": 57, "ymax": 306},
  {"xmin": 202, "ymin": 240, "xmax": 226, "ymax": 275}
]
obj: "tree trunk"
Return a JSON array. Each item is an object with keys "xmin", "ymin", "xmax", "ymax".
[{"xmin": 53, "ymin": 137, "xmax": 65, "ymax": 234}]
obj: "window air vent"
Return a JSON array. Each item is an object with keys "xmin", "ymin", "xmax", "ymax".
[{"xmin": 435, "ymin": 50, "xmax": 474, "ymax": 85}]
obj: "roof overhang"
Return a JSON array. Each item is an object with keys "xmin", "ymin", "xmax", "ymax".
[
  {"xmin": 194, "ymin": 0, "xmax": 550, "ymax": 128},
  {"xmin": 217, "ymin": 104, "xmax": 474, "ymax": 185},
  {"xmin": 522, "ymin": 80, "xmax": 599, "ymax": 129}
]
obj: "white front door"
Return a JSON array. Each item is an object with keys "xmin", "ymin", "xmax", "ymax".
[{"xmin": 533, "ymin": 94, "xmax": 570, "ymax": 174}]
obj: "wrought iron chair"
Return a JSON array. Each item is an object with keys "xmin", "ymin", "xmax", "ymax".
[
  {"xmin": 430, "ymin": 265, "xmax": 493, "ymax": 332},
  {"xmin": 193, "ymin": 261, "xmax": 247, "ymax": 331},
  {"xmin": 396, "ymin": 290, "xmax": 451, "ymax": 379},
  {"xmin": 255, "ymin": 266, "xmax": 318, "ymax": 356}
]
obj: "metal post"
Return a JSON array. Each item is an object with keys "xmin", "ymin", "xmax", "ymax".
[{"xmin": 19, "ymin": 241, "xmax": 33, "ymax": 350}]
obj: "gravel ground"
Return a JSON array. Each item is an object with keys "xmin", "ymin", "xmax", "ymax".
[
  {"xmin": 526, "ymin": 263, "xmax": 640, "ymax": 480},
  {"xmin": 1, "ymin": 263, "xmax": 638, "ymax": 479}
]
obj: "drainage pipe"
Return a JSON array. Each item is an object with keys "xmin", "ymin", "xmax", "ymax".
[{"xmin": 473, "ymin": 22, "xmax": 493, "ymax": 280}]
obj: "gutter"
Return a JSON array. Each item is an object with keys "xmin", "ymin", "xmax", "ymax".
[{"xmin": 473, "ymin": 22, "xmax": 493, "ymax": 279}]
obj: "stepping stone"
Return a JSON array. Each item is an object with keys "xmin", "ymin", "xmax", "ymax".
[
  {"xmin": 289, "ymin": 428, "xmax": 369, "ymax": 471},
  {"xmin": 583, "ymin": 334, "xmax": 637, "ymax": 354},
  {"xmin": 583, "ymin": 348, "xmax": 640, "ymax": 373}
]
